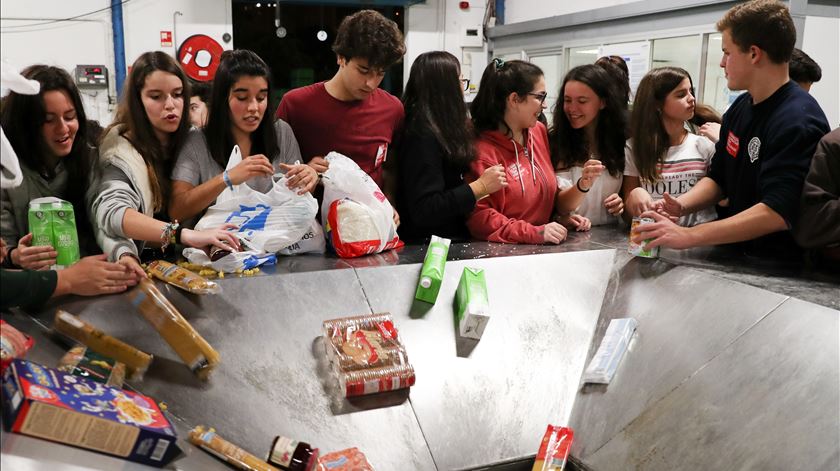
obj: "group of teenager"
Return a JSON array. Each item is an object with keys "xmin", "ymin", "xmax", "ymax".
[{"xmin": 1, "ymin": 0, "xmax": 837, "ymax": 309}]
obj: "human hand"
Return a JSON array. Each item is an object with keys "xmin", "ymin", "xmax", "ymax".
[
  {"xmin": 578, "ymin": 159, "xmax": 605, "ymax": 191},
  {"xmin": 604, "ymin": 193, "xmax": 625, "ymax": 216},
  {"xmin": 181, "ymin": 224, "xmax": 241, "ymax": 252},
  {"xmin": 11, "ymin": 233, "xmax": 57, "ymax": 270},
  {"xmin": 392, "ymin": 206, "xmax": 400, "ymax": 228},
  {"xmin": 626, "ymin": 187, "xmax": 653, "ymax": 217},
  {"xmin": 651, "ymin": 192, "xmax": 684, "ymax": 220},
  {"xmin": 698, "ymin": 122, "xmax": 721, "ymax": 143},
  {"xmin": 60, "ymin": 255, "xmax": 138, "ymax": 296},
  {"xmin": 308, "ymin": 156, "xmax": 329, "ymax": 174},
  {"xmin": 631, "ymin": 211, "xmax": 697, "ymax": 249},
  {"xmin": 479, "ymin": 165, "xmax": 508, "ymax": 195},
  {"xmin": 0, "ymin": 239, "xmax": 7, "ymax": 264},
  {"xmin": 556, "ymin": 213, "xmax": 591, "ymax": 232},
  {"xmin": 227, "ymin": 154, "xmax": 274, "ymax": 185},
  {"xmin": 118, "ymin": 254, "xmax": 147, "ymax": 280},
  {"xmin": 279, "ymin": 163, "xmax": 318, "ymax": 195},
  {"xmin": 541, "ymin": 222, "xmax": 568, "ymax": 244}
]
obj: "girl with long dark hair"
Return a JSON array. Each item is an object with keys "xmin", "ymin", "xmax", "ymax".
[
  {"xmin": 397, "ymin": 51, "xmax": 506, "ymax": 241},
  {"xmin": 624, "ymin": 67, "xmax": 716, "ymax": 226},
  {"xmin": 169, "ymin": 49, "xmax": 315, "ymax": 223},
  {"xmin": 1, "ymin": 65, "xmax": 98, "ymax": 268},
  {"xmin": 467, "ymin": 59, "xmax": 577, "ymax": 245},
  {"xmin": 549, "ymin": 64, "xmax": 627, "ymax": 227},
  {"xmin": 92, "ymin": 51, "xmax": 239, "ymax": 279}
]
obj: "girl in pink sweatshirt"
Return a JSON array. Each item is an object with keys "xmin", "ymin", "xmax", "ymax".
[{"xmin": 467, "ymin": 59, "xmax": 573, "ymax": 244}]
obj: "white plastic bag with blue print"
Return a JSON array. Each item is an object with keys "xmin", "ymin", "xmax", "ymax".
[
  {"xmin": 193, "ymin": 145, "xmax": 318, "ymax": 253},
  {"xmin": 182, "ymin": 247, "xmax": 277, "ymax": 272}
]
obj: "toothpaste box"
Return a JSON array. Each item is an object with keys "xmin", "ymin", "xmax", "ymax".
[
  {"xmin": 455, "ymin": 267, "xmax": 490, "ymax": 340},
  {"xmin": 1, "ymin": 359, "xmax": 182, "ymax": 467}
]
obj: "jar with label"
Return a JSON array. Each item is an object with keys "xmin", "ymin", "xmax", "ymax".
[{"xmin": 267, "ymin": 436, "xmax": 318, "ymax": 471}]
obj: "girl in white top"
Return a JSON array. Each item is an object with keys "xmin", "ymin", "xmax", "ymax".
[
  {"xmin": 623, "ymin": 67, "xmax": 717, "ymax": 227},
  {"xmin": 549, "ymin": 64, "xmax": 628, "ymax": 229}
]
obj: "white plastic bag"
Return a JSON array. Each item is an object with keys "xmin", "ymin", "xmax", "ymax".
[
  {"xmin": 278, "ymin": 220, "xmax": 326, "ymax": 255},
  {"xmin": 194, "ymin": 146, "xmax": 319, "ymax": 253},
  {"xmin": 182, "ymin": 247, "xmax": 277, "ymax": 272},
  {"xmin": 320, "ymin": 152, "xmax": 402, "ymax": 258}
]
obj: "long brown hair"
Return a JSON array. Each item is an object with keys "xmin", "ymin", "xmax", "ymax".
[
  {"xmin": 104, "ymin": 51, "xmax": 191, "ymax": 212},
  {"xmin": 402, "ymin": 51, "xmax": 474, "ymax": 168},
  {"xmin": 630, "ymin": 67, "xmax": 691, "ymax": 182},
  {"xmin": 470, "ymin": 59, "xmax": 544, "ymax": 135}
]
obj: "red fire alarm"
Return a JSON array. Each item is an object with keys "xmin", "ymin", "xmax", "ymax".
[{"xmin": 459, "ymin": 1, "xmax": 469, "ymax": 10}]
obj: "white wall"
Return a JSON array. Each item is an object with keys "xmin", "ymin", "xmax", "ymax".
[
  {"xmin": 802, "ymin": 15, "xmax": 840, "ymax": 127},
  {"xmin": 503, "ymin": 0, "xmax": 643, "ymax": 24},
  {"xmin": 405, "ymin": 0, "xmax": 487, "ymax": 91},
  {"xmin": 1, "ymin": 0, "xmax": 231, "ymax": 125}
]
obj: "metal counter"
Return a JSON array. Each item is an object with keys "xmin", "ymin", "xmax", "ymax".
[{"xmin": 2, "ymin": 226, "xmax": 838, "ymax": 470}]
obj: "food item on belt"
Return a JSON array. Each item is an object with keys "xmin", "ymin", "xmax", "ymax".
[
  {"xmin": 628, "ymin": 217, "xmax": 659, "ymax": 258},
  {"xmin": 209, "ymin": 242, "xmax": 233, "ymax": 262},
  {"xmin": 52, "ymin": 310, "xmax": 152, "ymax": 379},
  {"xmin": 415, "ymin": 235, "xmax": 450, "ymax": 304},
  {"xmin": 455, "ymin": 267, "xmax": 491, "ymax": 340},
  {"xmin": 267, "ymin": 436, "xmax": 318, "ymax": 471},
  {"xmin": 189, "ymin": 425, "xmax": 279, "ymax": 471},
  {"xmin": 315, "ymin": 448, "xmax": 374, "ymax": 471},
  {"xmin": 322, "ymin": 313, "xmax": 415, "ymax": 397},
  {"xmin": 27, "ymin": 197, "xmax": 81, "ymax": 269},
  {"xmin": 126, "ymin": 279, "xmax": 220, "ymax": 379},
  {"xmin": 532, "ymin": 425, "xmax": 574, "ymax": 471},
  {"xmin": 57, "ymin": 345, "xmax": 126, "ymax": 388},
  {"xmin": 147, "ymin": 260, "xmax": 221, "ymax": 295},
  {"xmin": 0, "ymin": 320, "xmax": 34, "ymax": 373}
]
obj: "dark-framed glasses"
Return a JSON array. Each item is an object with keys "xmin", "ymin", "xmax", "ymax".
[
  {"xmin": 528, "ymin": 92, "xmax": 548, "ymax": 104},
  {"xmin": 460, "ymin": 78, "xmax": 471, "ymax": 91}
]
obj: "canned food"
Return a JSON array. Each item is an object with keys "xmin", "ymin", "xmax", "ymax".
[{"xmin": 628, "ymin": 217, "xmax": 659, "ymax": 258}]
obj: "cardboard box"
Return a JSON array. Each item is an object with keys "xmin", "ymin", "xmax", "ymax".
[
  {"xmin": 455, "ymin": 267, "xmax": 491, "ymax": 339},
  {"xmin": 2, "ymin": 359, "xmax": 182, "ymax": 467}
]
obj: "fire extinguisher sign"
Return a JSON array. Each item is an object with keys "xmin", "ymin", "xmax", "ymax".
[{"xmin": 160, "ymin": 31, "xmax": 173, "ymax": 47}]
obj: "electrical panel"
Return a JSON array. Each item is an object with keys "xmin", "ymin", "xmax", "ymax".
[{"xmin": 74, "ymin": 65, "xmax": 109, "ymax": 89}]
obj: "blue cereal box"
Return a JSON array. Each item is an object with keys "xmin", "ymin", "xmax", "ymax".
[{"xmin": 1, "ymin": 359, "xmax": 182, "ymax": 467}]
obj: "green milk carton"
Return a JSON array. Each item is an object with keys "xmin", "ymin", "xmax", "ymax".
[
  {"xmin": 28, "ymin": 197, "xmax": 80, "ymax": 269},
  {"xmin": 455, "ymin": 267, "xmax": 490, "ymax": 340},
  {"xmin": 415, "ymin": 235, "xmax": 451, "ymax": 304}
]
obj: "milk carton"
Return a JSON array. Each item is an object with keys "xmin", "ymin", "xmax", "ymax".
[{"xmin": 27, "ymin": 197, "xmax": 80, "ymax": 269}]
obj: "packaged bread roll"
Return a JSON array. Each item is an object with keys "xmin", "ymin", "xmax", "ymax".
[
  {"xmin": 126, "ymin": 279, "xmax": 220, "ymax": 379},
  {"xmin": 52, "ymin": 310, "xmax": 152, "ymax": 379},
  {"xmin": 147, "ymin": 260, "xmax": 221, "ymax": 295}
]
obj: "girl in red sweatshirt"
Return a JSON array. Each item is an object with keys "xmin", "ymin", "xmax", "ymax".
[{"xmin": 467, "ymin": 59, "xmax": 573, "ymax": 244}]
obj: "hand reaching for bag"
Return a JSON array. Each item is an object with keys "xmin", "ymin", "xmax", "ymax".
[
  {"xmin": 58, "ymin": 255, "xmax": 138, "ymax": 296},
  {"xmin": 181, "ymin": 224, "xmax": 241, "ymax": 252},
  {"xmin": 308, "ymin": 156, "xmax": 330, "ymax": 174},
  {"xmin": 279, "ymin": 163, "xmax": 318, "ymax": 195},
  {"xmin": 228, "ymin": 154, "xmax": 274, "ymax": 185}
]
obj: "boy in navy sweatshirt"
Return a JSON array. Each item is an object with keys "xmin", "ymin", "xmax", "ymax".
[{"xmin": 634, "ymin": 0, "xmax": 829, "ymax": 255}]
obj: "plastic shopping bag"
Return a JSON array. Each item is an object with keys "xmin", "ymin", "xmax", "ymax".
[
  {"xmin": 321, "ymin": 152, "xmax": 402, "ymax": 258},
  {"xmin": 194, "ymin": 146, "xmax": 319, "ymax": 253},
  {"xmin": 182, "ymin": 247, "xmax": 277, "ymax": 273},
  {"xmin": 278, "ymin": 220, "xmax": 326, "ymax": 255}
]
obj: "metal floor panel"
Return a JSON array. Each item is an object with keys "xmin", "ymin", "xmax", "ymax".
[
  {"xmin": 355, "ymin": 250, "xmax": 616, "ymax": 470},
  {"xmin": 582, "ymin": 297, "xmax": 840, "ymax": 470}
]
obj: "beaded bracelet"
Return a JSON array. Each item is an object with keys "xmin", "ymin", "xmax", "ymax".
[{"xmin": 160, "ymin": 221, "xmax": 179, "ymax": 251}]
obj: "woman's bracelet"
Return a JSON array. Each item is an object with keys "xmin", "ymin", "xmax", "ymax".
[
  {"xmin": 576, "ymin": 178, "xmax": 590, "ymax": 193},
  {"xmin": 223, "ymin": 170, "xmax": 233, "ymax": 189},
  {"xmin": 161, "ymin": 221, "xmax": 179, "ymax": 251}
]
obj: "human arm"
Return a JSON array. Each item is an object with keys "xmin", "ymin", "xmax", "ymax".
[
  {"xmin": 633, "ymin": 203, "xmax": 787, "ymax": 249},
  {"xmin": 653, "ymin": 177, "xmax": 724, "ymax": 218},
  {"xmin": 698, "ymin": 122, "xmax": 721, "ymax": 143},
  {"xmin": 555, "ymin": 160, "xmax": 605, "ymax": 214}
]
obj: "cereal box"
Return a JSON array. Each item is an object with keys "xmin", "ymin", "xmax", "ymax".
[{"xmin": 1, "ymin": 359, "xmax": 182, "ymax": 467}]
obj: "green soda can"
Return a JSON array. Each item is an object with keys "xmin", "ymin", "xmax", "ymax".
[
  {"xmin": 414, "ymin": 235, "xmax": 451, "ymax": 304},
  {"xmin": 455, "ymin": 267, "xmax": 490, "ymax": 340},
  {"xmin": 28, "ymin": 197, "xmax": 80, "ymax": 269}
]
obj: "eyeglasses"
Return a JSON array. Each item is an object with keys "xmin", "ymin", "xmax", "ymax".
[
  {"xmin": 460, "ymin": 78, "xmax": 471, "ymax": 91},
  {"xmin": 528, "ymin": 92, "xmax": 548, "ymax": 104}
]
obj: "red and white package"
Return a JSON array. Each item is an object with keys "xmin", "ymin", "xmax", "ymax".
[
  {"xmin": 0, "ymin": 320, "xmax": 34, "ymax": 373},
  {"xmin": 321, "ymin": 153, "xmax": 403, "ymax": 259},
  {"xmin": 316, "ymin": 448, "xmax": 374, "ymax": 471},
  {"xmin": 532, "ymin": 425, "xmax": 574, "ymax": 471}
]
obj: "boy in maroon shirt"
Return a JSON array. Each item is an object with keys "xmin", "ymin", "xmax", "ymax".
[{"xmin": 277, "ymin": 10, "xmax": 405, "ymax": 211}]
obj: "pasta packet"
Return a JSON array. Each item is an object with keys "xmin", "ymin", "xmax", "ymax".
[
  {"xmin": 126, "ymin": 279, "xmax": 220, "ymax": 380},
  {"xmin": 147, "ymin": 260, "xmax": 221, "ymax": 295}
]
